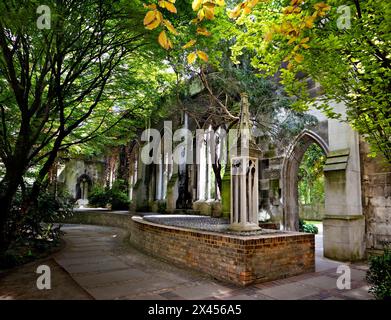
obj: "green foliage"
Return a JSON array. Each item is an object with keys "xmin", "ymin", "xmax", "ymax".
[
  {"xmin": 299, "ymin": 219, "xmax": 319, "ymax": 234},
  {"xmin": 366, "ymin": 245, "xmax": 391, "ymax": 300},
  {"xmin": 89, "ymin": 186, "xmax": 110, "ymax": 208},
  {"xmin": 89, "ymin": 180, "xmax": 129, "ymax": 210},
  {"xmin": 157, "ymin": 201, "xmax": 167, "ymax": 214},
  {"xmin": 109, "ymin": 180, "xmax": 130, "ymax": 210},
  {"xmin": 231, "ymin": 0, "xmax": 391, "ymax": 162},
  {"xmin": 0, "ymin": 189, "xmax": 73, "ymax": 269},
  {"xmin": 7, "ymin": 189, "xmax": 74, "ymax": 242},
  {"xmin": 298, "ymin": 143, "xmax": 326, "ymax": 205},
  {"xmin": 0, "ymin": 0, "xmax": 177, "ymax": 252}
]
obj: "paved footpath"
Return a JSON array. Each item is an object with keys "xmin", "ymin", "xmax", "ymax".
[{"xmin": 52, "ymin": 224, "xmax": 373, "ymax": 300}]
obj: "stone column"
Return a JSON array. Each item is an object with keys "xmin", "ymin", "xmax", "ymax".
[
  {"xmin": 323, "ymin": 102, "xmax": 365, "ymax": 261},
  {"xmin": 229, "ymin": 93, "xmax": 261, "ymax": 231},
  {"xmin": 230, "ymin": 156, "xmax": 260, "ymax": 231}
]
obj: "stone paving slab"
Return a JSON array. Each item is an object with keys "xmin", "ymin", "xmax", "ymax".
[
  {"xmin": 339, "ymin": 285, "xmax": 373, "ymax": 300},
  {"xmin": 58, "ymin": 260, "xmax": 129, "ymax": 274},
  {"xmin": 298, "ymin": 275, "xmax": 341, "ymax": 290},
  {"xmin": 73, "ymin": 268, "xmax": 149, "ymax": 288},
  {"xmin": 257, "ymin": 282, "xmax": 321, "ymax": 300},
  {"xmin": 55, "ymin": 255, "xmax": 119, "ymax": 267},
  {"xmin": 172, "ymin": 282, "xmax": 235, "ymax": 300},
  {"xmin": 88, "ymin": 275, "xmax": 185, "ymax": 299}
]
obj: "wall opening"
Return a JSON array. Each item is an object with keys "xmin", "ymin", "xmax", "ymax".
[
  {"xmin": 282, "ymin": 130, "xmax": 328, "ymax": 231},
  {"xmin": 298, "ymin": 143, "xmax": 326, "ymax": 231}
]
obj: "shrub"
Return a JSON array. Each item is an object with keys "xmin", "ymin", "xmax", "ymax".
[
  {"xmin": 1, "ymin": 189, "xmax": 74, "ymax": 269},
  {"xmin": 8, "ymin": 189, "xmax": 74, "ymax": 242},
  {"xmin": 108, "ymin": 188, "xmax": 129, "ymax": 210},
  {"xmin": 157, "ymin": 201, "xmax": 167, "ymax": 214},
  {"xmin": 366, "ymin": 244, "xmax": 391, "ymax": 300},
  {"xmin": 108, "ymin": 179, "xmax": 129, "ymax": 210},
  {"xmin": 299, "ymin": 219, "xmax": 318, "ymax": 234},
  {"xmin": 89, "ymin": 185, "xmax": 110, "ymax": 207},
  {"xmin": 89, "ymin": 180, "xmax": 129, "ymax": 210}
]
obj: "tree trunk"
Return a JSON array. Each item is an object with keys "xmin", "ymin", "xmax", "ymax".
[
  {"xmin": 212, "ymin": 162, "xmax": 222, "ymax": 195},
  {"xmin": 0, "ymin": 171, "xmax": 22, "ymax": 254}
]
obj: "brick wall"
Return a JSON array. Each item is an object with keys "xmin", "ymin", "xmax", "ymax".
[{"xmin": 130, "ymin": 217, "xmax": 315, "ymax": 286}]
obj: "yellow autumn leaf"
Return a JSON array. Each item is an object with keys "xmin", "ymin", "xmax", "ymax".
[
  {"xmin": 182, "ymin": 39, "xmax": 196, "ymax": 49},
  {"xmin": 197, "ymin": 8, "xmax": 205, "ymax": 21},
  {"xmin": 203, "ymin": 2, "xmax": 215, "ymax": 9},
  {"xmin": 314, "ymin": 2, "xmax": 331, "ymax": 11},
  {"xmin": 304, "ymin": 16, "xmax": 315, "ymax": 28},
  {"xmin": 287, "ymin": 37, "xmax": 297, "ymax": 44},
  {"xmin": 294, "ymin": 54, "xmax": 304, "ymax": 63},
  {"xmin": 290, "ymin": 0, "xmax": 301, "ymax": 5},
  {"xmin": 300, "ymin": 37, "xmax": 310, "ymax": 44},
  {"xmin": 283, "ymin": 6, "xmax": 294, "ymax": 15},
  {"xmin": 145, "ymin": 19, "xmax": 161, "ymax": 30},
  {"xmin": 272, "ymin": 24, "xmax": 281, "ymax": 33},
  {"xmin": 280, "ymin": 21, "xmax": 292, "ymax": 33},
  {"xmin": 158, "ymin": 0, "xmax": 177, "ymax": 13},
  {"xmin": 264, "ymin": 32, "xmax": 273, "ymax": 42},
  {"xmin": 197, "ymin": 50, "xmax": 208, "ymax": 62},
  {"xmin": 187, "ymin": 52, "xmax": 197, "ymax": 64},
  {"xmin": 192, "ymin": 0, "xmax": 202, "ymax": 11},
  {"xmin": 197, "ymin": 27, "xmax": 211, "ymax": 36},
  {"xmin": 156, "ymin": 10, "xmax": 163, "ymax": 22},
  {"xmin": 301, "ymin": 43, "xmax": 310, "ymax": 49},
  {"xmin": 164, "ymin": 1, "xmax": 177, "ymax": 13},
  {"xmin": 164, "ymin": 20, "xmax": 178, "ymax": 35},
  {"xmin": 158, "ymin": 30, "xmax": 172, "ymax": 50},
  {"xmin": 143, "ymin": 3, "xmax": 157, "ymax": 10},
  {"xmin": 287, "ymin": 62, "xmax": 293, "ymax": 70},
  {"xmin": 243, "ymin": 7, "xmax": 252, "ymax": 15},
  {"xmin": 203, "ymin": 6, "xmax": 215, "ymax": 20},
  {"xmin": 143, "ymin": 11, "xmax": 156, "ymax": 25},
  {"xmin": 228, "ymin": 6, "xmax": 241, "ymax": 19}
]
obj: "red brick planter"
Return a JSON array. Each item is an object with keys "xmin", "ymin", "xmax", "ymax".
[{"xmin": 129, "ymin": 216, "xmax": 315, "ymax": 286}]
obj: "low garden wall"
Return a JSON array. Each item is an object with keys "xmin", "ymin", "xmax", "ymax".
[{"xmin": 129, "ymin": 216, "xmax": 315, "ymax": 286}]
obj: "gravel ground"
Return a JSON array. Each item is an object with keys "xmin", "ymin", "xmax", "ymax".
[{"xmin": 143, "ymin": 215, "xmax": 283, "ymax": 236}]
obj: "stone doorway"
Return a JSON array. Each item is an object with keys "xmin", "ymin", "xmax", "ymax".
[
  {"xmin": 282, "ymin": 129, "xmax": 329, "ymax": 231},
  {"xmin": 76, "ymin": 174, "xmax": 92, "ymax": 205}
]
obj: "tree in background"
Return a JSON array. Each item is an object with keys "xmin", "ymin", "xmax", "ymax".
[
  {"xmin": 0, "ymin": 0, "xmax": 174, "ymax": 252},
  {"xmin": 298, "ymin": 143, "xmax": 326, "ymax": 206},
  {"xmin": 142, "ymin": 0, "xmax": 390, "ymax": 162},
  {"xmin": 231, "ymin": 0, "xmax": 391, "ymax": 162}
]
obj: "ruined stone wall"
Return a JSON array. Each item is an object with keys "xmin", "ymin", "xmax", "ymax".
[
  {"xmin": 57, "ymin": 158, "xmax": 106, "ymax": 198},
  {"xmin": 360, "ymin": 140, "xmax": 391, "ymax": 252}
]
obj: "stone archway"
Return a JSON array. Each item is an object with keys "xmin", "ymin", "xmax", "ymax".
[
  {"xmin": 282, "ymin": 129, "xmax": 329, "ymax": 231},
  {"xmin": 76, "ymin": 174, "xmax": 92, "ymax": 201}
]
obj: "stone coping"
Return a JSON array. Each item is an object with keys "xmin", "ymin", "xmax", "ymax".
[
  {"xmin": 324, "ymin": 214, "xmax": 365, "ymax": 221},
  {"xmin": 132, "ymin": 215, "xmax": 311, "ymax": 241}
]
